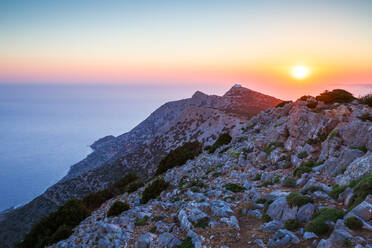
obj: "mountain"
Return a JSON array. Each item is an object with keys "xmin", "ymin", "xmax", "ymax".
[
  {"xmin": 45, "ymin": 93, "xmax": 371, "ymax": 248},
  {"xmin": 0, "ymin": 85, "xmax": 282, "ymax": 247}
]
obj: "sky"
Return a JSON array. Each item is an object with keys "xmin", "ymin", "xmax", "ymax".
[{"xmin": 0, "ymin": 0, "xmax": 372, "ymax": 99}]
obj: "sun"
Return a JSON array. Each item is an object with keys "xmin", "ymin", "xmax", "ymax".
[{"xmin": 291, "ymin": 65, "xmax": 310, "ymax": 80}]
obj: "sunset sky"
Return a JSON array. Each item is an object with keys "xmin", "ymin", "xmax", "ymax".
[{"xmin": 1, "ymin": 0, "xmax": 371, "ymax": 99}]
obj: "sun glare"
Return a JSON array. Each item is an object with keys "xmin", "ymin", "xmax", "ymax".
[{"xmin": 291, "ymin": 65, "xmax": 310, "ymax": 80}]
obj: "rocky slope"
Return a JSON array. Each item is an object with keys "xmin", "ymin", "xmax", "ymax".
[
  {"xmin": 0, "ymin": 85, "xmax": 282, "ymax": 248},
  {"xmin": 48, "ymin": 96, "xmax": 372, "ymax": 248}
]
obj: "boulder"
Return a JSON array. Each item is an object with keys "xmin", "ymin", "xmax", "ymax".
[
  {"xmin": 336, "ymin": 152, "xmax": 372, "ymax": 185},
  {"xmin": 267, "ymin": 197, "xmax": 297, "ymax": 221},
  {"xmin": 297, "ymin": 203, "xmax": 315, "ymax": 222},
  {"xmin": 158, "ymin": 233, "xmax": 181, "ymax": 248},
  {"xmin": 267, "ymin": 229, "xmax": 300, "ymax": 247}
]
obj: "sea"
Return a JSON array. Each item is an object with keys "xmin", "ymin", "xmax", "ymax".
[{"xmin": 0, "ymin": 83, "xmax": 227, "ymax": 211}]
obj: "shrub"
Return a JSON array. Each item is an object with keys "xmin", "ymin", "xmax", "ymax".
[
  {"xmin": 223, "ymin": 183, "xmax": 246, "ymax": 193},
  {"xmin": 328, "ymin": 185, "xmax": 347, "ymax": 199},
  {"xmin": 156, "ymin": 141, "xmax": 202, "ymax": 175},
  {"xmin": 193, "ymin": 217, "xmax": 210, "ymax": 228},
  {"xmin": 350, "ymin": 146, "xmax": 367, "ymax": 154},
  {"xmin": 284, "ymin": 219, "xmax": 300, "ymax": 230},
  {"xmin": 180, "ymin": 237, "xmax": 194, "ymax": 248},
  {"xmin": 329, "ymin": 128, "xmax": 340, "ymax": 140},
  {"xmin": 255, "ymin": 198, "xmax": 267, "ymax": 204},
  {"xmin": 358, "ymin": 93, "xmax": 372, "ymax": 107},
  {"xmin": 348, "ymin": 174, "xmax": 372, "ymax": 209},
  {"xmin": 286, "ymin": 192, "xmax": 313, "ymax": 207},
  {"xmin": 141, "ymin": 178, "xmax": 169, "ymax": 204},
  {"xmin": 273, "ymin": 175, "xmax": 280, "ymax": 184},
  {"xmin": 358, "ymin": 113, "xmax": 372, "ymax": 122},
  {"xmin": 293, "ymin": 160, "xmax": 323, "ymax": 177},
  {"xmin": 107, "ymin": 201, "xmax": 130, "ymax": 217},
  {"xmin": 50, "ymin": 225, "xmax": 72, "ymax": 244},
  {"xmin": 19, "ymin": 199, "xmax": 89, "ymax": 248},
  {"xmin": 306, "ymin": 101, "xmax": 318, "ymax": 109},
  {"xmin": 135, "ymin": 216, "xmax": 149, "ymax": 226},
  {"xmin": 283, "ymin": 177, "xmax": 296, "ymax": 188},
  {"xmin": 344, "ymin": 216, "xmax": 363, "ymax": 230},
  {"xmin": 305, "ymin": 208, "xmax": 344, "ymax": 235},
  {"xmin": 262, "ymin": 142, "xmax": 284, "ymax": 155},
  {"xmin": 315, "ymin": 89, "xmax": 355, "ymax": 104},
  {"xmin": 297, "ymin": 151, "xmax": 308, "ymax": 159},
  {"xmin": 206, "ymin": 133, "xmax": 232, "ymax": 154},
  {"xmin": 275, "ymin": 101, "xmax": 292, "ymax": 108},
  {"xmin": 83, "ymin": 188, "xmax": 114, "ymax": 210},
  {"xmin": 127, "ymin": 181, "xmax": 145, "ymax": 193},
  {"xmin": 113, "ymin": 172, "xmax": 139, "ymax": 194},
  {"xmin": 253, "ymin": 173, "xmax": 262, "ymax": 181},
  {"xmin": 299, "ymin": 95, "xmax": 313, "ymax": 101}
]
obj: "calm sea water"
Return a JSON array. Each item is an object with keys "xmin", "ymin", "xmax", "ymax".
[{"xmin": 0, "ymin": 83, "xmax": 226, "ymax": 211}]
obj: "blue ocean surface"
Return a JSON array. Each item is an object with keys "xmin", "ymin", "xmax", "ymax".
[{"xmin": 0, "ymin": 83, "xmax": 225, "ymax": 211}]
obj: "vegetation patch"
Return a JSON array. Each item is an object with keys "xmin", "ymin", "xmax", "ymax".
[
  {"xmin": 357, "ymin": 113, "xmax": 372, "ymax": 122},
  {"xmin": 286, "ymin": 192, "xmax": 313, "ymax": 207},
  {"xmin": 344, "ymin": 216, "xmax": 363, "ymax": 230},
  {"xmin": 141, "ymin": 178, "xmax": 169, "ymax": 204},
  {"xmin": 350, "ymin": 145, "xmax": 367, "ymax": 154},
  {"xmin": 275, "ymin": 101, "xmax": 292, "ymax": 108},
  {"xmin": 253, "ymin": 173, "xmax": 262, "ymax": 181},
  {"xmin": 305, "ymin": 208, "xmax": 344, "ymax": 235},
  {"xmin": 259, "ymin": 181, "xmax": 274, "ymax": 188},
  {"xmin": 180, "ymin": 237, "xmax": 194, "ymax": 248},
  {"xmin": 293, "ymin": 160, "xmax": 323, "ymax": 177},
  {"xmin": 223, "ymin": 183, "xmax": 246, "ymax": 193},
  {"xmin": 329, "ymin": 128, "xmax": 340, "ymax": 140},
  {"xmin": 284, "ymin": 219, "xmax": 300, "ymax": 231},
  {"xmin": 193, "ymin": 217, "xmax": 210, "ymax": 228},
  {"xmin": 315, "ymin": 89, "xmax": 355, "ymax": 104},
  {"xmin": 348, "ymin": 174, "xmax": 372, "ymax": 209},
  {"xmin": 358, "ymin": 93, "xmax": 372, "ymax": 107},
  {"xmin": 297, "ymin": 151, "xmax": 308, "ymax": 159},
  {"xmin": 135, "ymin": 216, "xmax": 149, "ymax": 226},
  {"xmin": 262, "ymin": 142, "xmax": 284, "ymax": 155},
  {"xmin": 328, "ymin": 184, "xmax": 348, "ymax": 199},
  {"xmin": 127, "ymin": 181, "xmax": 145, "ymax": 193},
  {"xmin": 282, "ymin": 177, "xmax": 296, "ymax": 188},
  {"xmin": 205, "ymin": 133, "xmax": 232, "ymax": 154},
  {"xmin": 107, "ymin": 201, "xmax": 130, "ymax": 217},
  {"xmin": 156, "ymin": 141, "xmax": 202, "ymax": 175}
]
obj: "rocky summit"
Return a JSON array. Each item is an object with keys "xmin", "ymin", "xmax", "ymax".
[{"xmin": 2, "ymin": 87, "xmax": 372, "ymax": 248}]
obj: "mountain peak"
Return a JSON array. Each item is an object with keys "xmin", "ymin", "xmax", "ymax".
[
  {"xmin": 192, "ymin": 90, "xmax": 208, "ymax": 99},
  {"xmin": 223, "ymin": 84, "xmax": 253, "ymax": 97}
]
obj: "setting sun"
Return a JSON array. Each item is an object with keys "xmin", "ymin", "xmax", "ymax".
[{"xmin": 291, "ymin": 65, "xmax": 311, "ymax": 80}]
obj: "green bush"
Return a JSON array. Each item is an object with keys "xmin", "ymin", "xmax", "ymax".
[
  {"xmin": 344, "ymin": 216, "xmax": 363, "ymax": 230},
  {"xmin": 297, "ymin": 151, "xmax": 308, "ymax": 159},
  {"xmin": 255, "ymin": 198, "xmax": 267, "ymax": 204},
  {"xmin": 127, "ymin": 181, "xmax": 145, "ymax": 193},
  {"xmin": 193, "ymin": 217, "xmax": 210, "ymax": 228},
  {"xmin": 141, "ymin": 178, "xmax": 169, "ymax": 204},
  {"xmin": 50, "ymin": 225, "xmax": 72, "ymax": 244},
  {"xmin": 107, "ymin": 201, "xmax": 130, "ymax": 217},
  {"xmin": 262, "ymin": 142, "xmax": 284, "ymax": 154},
  {"xmin": 135, "ymin": 216, "xmax": 149, "ymax": 226},
  {"xmin": 358, "ymin": 113, "xmax": 372, "ymax": 122},
  {"xmin": 180, "ymin": 237, "xmax": 194, "ymax": 248},
  {"xmin": 19, "ymin": 199, "xmax": 89, "ymax": 248},
  {"xmin": 83, "ymin": 188, "xmax": 114, "ymax": 210},
  {"xmin": 306, "ymin": 101, "xmax": 318, "ymax": 109},
  {"xmin": 293, "ymin": 160, "xmax": 323, "ymax": 177},
  {"xmin": 328, "ymin": 185, "xmax": 347, "ymax": 199},
  {"xmin": 253, "ymin": 173, "xmax": 262, "ymax": 181},
  {"xmin": 299, "ymin": 95, "xmax": 313, "ymax": 101},
  {"xmin": 156, "ymin": 141, "xmax": 202, "ymax": 175},
  {"xmin": 286, "ymin": 192, "xmax": 313, "ymax": 207},
  {"xmin": 351, "ymin": 146, "xmax": 367, "ymax": 154},
  {"xmin": 358, "ymin": 93, "xmax": 372, "ymax": 107},
  {"xmin": 205, "ymin": 133, "xmax": 232, "ymax": 154},
  {"xmin": 275, "ymin": 101, "xmax": 292, "ymax": 108},
  {"xmin": 305, "ymin": 208, "xmax": 344, "ymax": 235},
  {"xmin": 113, "ymin": 172, "xmax": 139, "ymax": 194},
  {"xmin": 284, "ymin": 219, "xmax": 300, "ymax": 230},
  {"xmin": 223, "ymin": 183, "xmax": 246, "ymax": 193},
  {"xmin": 315, "ymin": 89, "xmax": 355, "ymax": 104},
  {"xmin": 329, "ymin": 128, "xmax": 340, "ymax": 140},
  {"xmin": 283, "ymin": 177, "xmax": 296, "ymax": 188},
  {"xmin": 348, "ymin": 174, "xmax": 372, "ymax": 209}
]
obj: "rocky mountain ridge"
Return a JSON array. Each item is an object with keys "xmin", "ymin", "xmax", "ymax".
[
  {"xmin": 45, "ymin": 94, "xmax": 372, "ymax": 248},
  {"xmin": 0, "ymin": 85, "xmax": 282, "ymax": 248}
]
